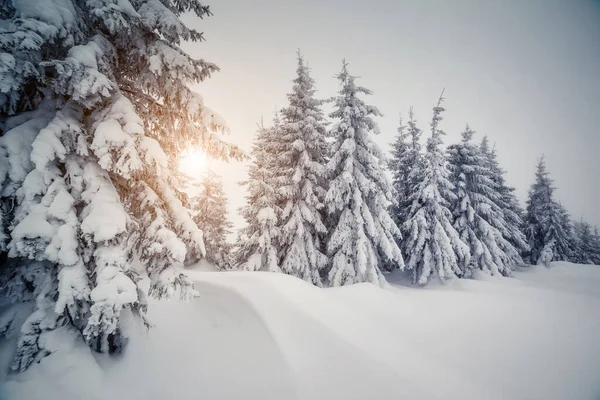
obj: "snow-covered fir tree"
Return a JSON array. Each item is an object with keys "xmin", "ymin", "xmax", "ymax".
[
  {"xmin": 593, "ymin": 226, "xmax": 600, "ymax": 265},
  {"xmin": 557, "ymin": 204, "xmax": 576, "ymax": 260},
  {"xmin": 573, "ymin": 220, "xmax": 596, "ymax": 264},
  {"xmin": 447, "ymin": 125, "xmax": 522, "ymax": 277},
  {"xmin": 524, "ymin": 157, "xmax": 574, "ymax": 264},
  {"xmin": 479, "ymin": 138, "xmax": 529, "ymax": 257},
  {"xmin": 191, "ymin": 169, "xmax": 233, "ymax": 270},
  {"xmin": 0, "ymin": 0, "xmax": 242, "ymax": 371},
  {"xmin": 402, "ymin": 92, "xmax": 470, "ymax": 285},
  {"xmin": 389, "ymin": 108, "xmax": 424, "ymax": 230},
  {"xmin": 235, "ymin": 120, "xmax": 280, "ymax": 273},
  {"xmin": 389, "ymin": 116, "xmax": 409, "ymax": 226},
  {"xmin": 325, "ymin": 61, "xmax": 403, "ymax": 287},
  {"xmin": 537, "ymin": 239, "xmax": 555, "ymax": 267},
  {"xmin": 271, "ymin": 53, "xmax": 329, "ymax": 286}
]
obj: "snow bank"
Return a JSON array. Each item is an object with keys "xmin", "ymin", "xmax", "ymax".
[{"xmin": 1, "ymin": 262, "xmax": 599, "ymax": 400}]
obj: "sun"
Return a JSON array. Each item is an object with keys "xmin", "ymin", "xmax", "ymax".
[{"xmin": 178, "ymin": 148, "xmax": 207, "ymax": 175}]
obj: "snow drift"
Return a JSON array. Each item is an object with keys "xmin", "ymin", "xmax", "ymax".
[{"xmin": 1, "ymin": 261, "xmax": 599, "ymax": 400}]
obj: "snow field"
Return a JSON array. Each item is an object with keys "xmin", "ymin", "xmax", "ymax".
[{"xmin": 1, "ymin": 262, "xmax": 599, "ymax": 400}]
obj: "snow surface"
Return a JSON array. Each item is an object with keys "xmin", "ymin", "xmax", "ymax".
[{"xmin": 1, "ymin": 261, "xmax": 599, "ymax": 400}]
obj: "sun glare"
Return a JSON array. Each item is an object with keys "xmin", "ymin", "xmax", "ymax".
[{"xmin": 178, "ymin": 148, "xmax": 207, "ymax": 175}]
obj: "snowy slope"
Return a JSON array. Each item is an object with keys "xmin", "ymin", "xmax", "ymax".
[{"xmin": 1, "ymin": 262, "xmax": 599, "ymax": 400}]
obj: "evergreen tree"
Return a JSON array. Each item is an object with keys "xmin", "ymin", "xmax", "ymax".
[
  {"xmin": 524, "ymin": 157, "xmax": 574, "ymax": 264},
  {"xmin": 192, "ymin": 169, "xmax": 233, "ymax": 270},
  {"xmin": 0, "ymin": 0, "xmax": 242, "ymax": 371},
  {"xmin": 389, "ymin": 115, "xmax": 409, "ymax": 227},
  {"xmin": 271, "ymin": 53, "xmax": 329, "ymax": 286},
  {"xmin": 537, "ymin": 239, "xmax": 555, "ymax": 267},
  {"xmin": 447, "ymin": 125, "xmax": 522, "ymax": 277},
  {"xmin": 593, "ymin": 226, "xmax": 600, "ymax": 265},
  {"xmin": 389, "ymin": 108, "xmax": 424, "ymax": 230},
  {"xmin": 480, "ymin": 139, "xmax": 529, "ymax": 256},
  {"xmin": 556, "ymin": 204, "xmax": 576, "ymax": 260},
  {"xmin": 235, "ymin": 120, "xmax": 280, "ymax": 273},
  {"xmin": 402, "ymin": 92, "xmax": 470, "ymax": 285},
  {"xmin": 325, "ymin": 61, "xmax": 403, "ymax": 287},
  {"xmin": 573, "ymin": 220, "xmax": 595, "ymax": 264}
]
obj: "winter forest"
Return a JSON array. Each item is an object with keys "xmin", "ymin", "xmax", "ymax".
[{"xmin": 1, "ymin": 1, "xmax": 600, "ymax": 399}]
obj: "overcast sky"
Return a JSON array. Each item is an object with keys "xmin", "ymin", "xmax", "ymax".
[{"xmin": 182, "ymin": 0, "xmax": 600, "ymax": 228}]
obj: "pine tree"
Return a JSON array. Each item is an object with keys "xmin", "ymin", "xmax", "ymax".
[
  {"xmin": 524, "ymin": 157, "xmax": 574, "ymax": 264},
  {"xmin": 271, "ymin": 53, "xmax": 329, "ymax": 286},
  {"xmin": 479, "ymin": 138, "xmax": 529, "ymax": 256},
  {"xmin": 592, "ymin": 226, "xmax": 600, "ymax": 265},
  {"xmin": 573, "ymin": 220, "xmax": 596, "ymax": 264},
  {"xmin": 192, "ymin": 169, "xmax": 233, "ymax": 270},
  {"xmin": 447, "ymin": 125, "xmax": 522, "ymax": 277},
  {"xmin": 537, "ymin": 239, "xmax": 555, "ymax": 267},
  {"xmin": 389, "ymin": 108, "xmax": 424, "ymax": 230},
  {"xmin": 325, "ymin": 61, "xmax": 403, "ymax": 287},
  {"xmin": 235, "ymin": 120, "xmax": 280, "ymax": 273},
  {"xmin": 402, "ymin": 91, "xmax": 470, "ymax": 285},
  {"xmin": 0, "ymin": 0, "xmax": 242, "ymax": 371},
  {"xmin": 389, "ymin": 116, "xmax": 409, "ymax": 226},
  {"xmin": 556, "ymin": 204, "xmax": 576, "ymax": 260}
]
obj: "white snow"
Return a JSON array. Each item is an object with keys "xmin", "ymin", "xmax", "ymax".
[
  {"xmin": 1, "ymin": 262, "xmax": 599, "ymax": 400},
  {"xmin": 80, "ymin": 162, "xmax": 128, "ymax": 242}
]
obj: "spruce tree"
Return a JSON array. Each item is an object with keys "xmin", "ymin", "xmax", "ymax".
[
  {"xmin": 447, "ymin": 125, "xmax": 521, "ymax": 277},
  {"xmin": 0, "ymin": 0, "xmax": 241, "ymax": 371},
  {"xmin": 573, "ymin": 220, "xmax": 596, "ymax": 264},
  {"xmin": 524, "ymin": 157, "xmax": 574, "ymax": 264},
  {"xmin": 556, "ymin": 204, "xmax": 576, "ymax": 260},
  {"xmin": 389, "ymin": 115, "xmax": 409, "ymax": 228},
  {"xmin": 235, "ymin": 120, "xmax": 280, "ymax": 273},
  {"xmin": 271, "ymin": 53, "xmax": 329, "ymax": 286},
  {"xmin": 389, "ymin": 108, "xmax": 424, "ymax": 230},
  {"xmin": 480, "ymin": 139, "xmax": 529, "ymax": 256},
  {"xmin": 192, "ymin": 169, "xmax": 233, "ymax": 270},
  {"xmin": 593, "ymin": 227, "xmax": 600, "ymax": 265},
  {"xmin": 325, "ymin": 61, "xmax": 403, "ymax": 287},
  {"xmin": 402, "ymin": 92, "xmax": 470, "ymax": 285}
]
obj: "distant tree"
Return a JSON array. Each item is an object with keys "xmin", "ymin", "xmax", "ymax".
[
  {"xmin": 235, "ymin": 120, "xmax": 281, "ymax": 273},
  {"xmin": 389, "ymin": 109, "xmax": 424, "ymax": 231},
  {"xmin": 192, "ymin": 170, "xmax": 234, "ymax": 270},
  {"xmin": 447, "ymin": 125, "xmax": 522, "ymax": 277},
  {"xmin": 271, "ymin": 53, "xmax": 329, "ymax": 286},
  {"xmin": 324, "ymin": 61, "xmax": 403, "ymax": 286},
  {"xmin": 537, "ymin": 239, "xmax": 555, "ymax": 267},
  {"xmin": 479, "ymin": 138, "xmax": 529, "ymax": 257},
  {"xmin": 389, "ymin": 115, "xmax": 410, "ymax": 227},
  {"xmin": 524, "ymin": 157, "xmax": 575, "ymax": 264},
  {"xmin": 401, "ymin": 91, "xmax": 469, "ymax": 285},
  {"xmin": 573, "ymin": 220, "xmax": 598, "ymax": 265},
  {"xmin": 593, "ymin": 227, "xmax": 600, "ymax": 265}
]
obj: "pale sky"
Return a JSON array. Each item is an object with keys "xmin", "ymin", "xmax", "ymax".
[{"xmin": 181, "ymin": 0, "xmax": 600, "ymax": 228}]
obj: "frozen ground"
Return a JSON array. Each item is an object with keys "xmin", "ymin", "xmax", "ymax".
[{"xmin": 1, "ymin": 261, "xmax": 599, "ymax": 400}]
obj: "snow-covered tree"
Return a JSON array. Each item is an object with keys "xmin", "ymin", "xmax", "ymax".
[
  {"xmin": 593, "ymin": 227, "xmax": 600, "ymax": 265},
  {"xmin": 524, "ymin": 157, "xmax": 574, "ymax": 263},
  {"xmin": 389, "ymin": 116, "xmax": 409, "ymax": 225},
  {"xmin": 235, "ymin": 120, "xmax": 280, "ymax": 273},
  {"xmin": 573, "ymin": 220, "xmax": 596, "ymax": 264},
  {"xmin": 0, "ymin": 0, "xmax": 242, "ymax": 371},
  {"xmin": 479, "ymin": 138, "xmax": 529, "ymax": 256},
  {"xmin": 537, "ymin": 239, "xmax": 555, "ymax": 267},
  {"xmin": 389, "ymin": 108, "xmax": 424, "ymax": 230},
  {"xmin": 402, "ymin": 92, "xmax": 470, "ymax": 285},
  {"xmin": 325, "ymin": 61, "xmax": 403, "ymax": 287},
  {"xmin": 191, "ymin": 169, "xmax": 233, "ymax": 270},
  {"xmin": 447, "ymin": 125, "xmax": 522, "ymax": 277},
  {"xmin": 271, "ymin": 53, "xmax": 329, "ymax": 286}
]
